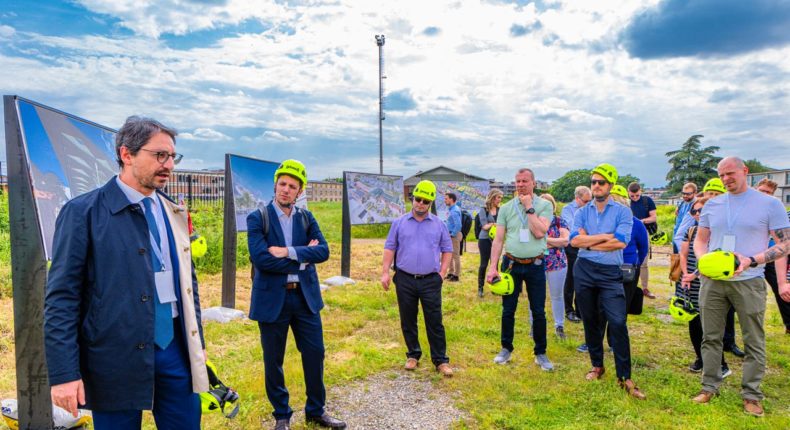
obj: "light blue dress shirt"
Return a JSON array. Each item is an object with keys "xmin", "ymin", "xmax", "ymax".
[
  {"xmin": 570, "ymin": 198, "xmax": 633, "ymax": 266},
  {"xmin": 273, "ymin": 203, "xmax": 307, "ymax": 283}
]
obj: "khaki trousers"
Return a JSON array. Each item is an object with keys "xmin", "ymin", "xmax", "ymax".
[
  {"xmin": 449, "ymin": 232, "xmax": 462, "ymax": 277},
  {"xmin": 699, "ymin": 277, "xmax": 766, "ymax": 400}
]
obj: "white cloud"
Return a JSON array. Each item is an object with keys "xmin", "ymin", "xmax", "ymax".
[
  {"xmin": 0, "ymin": 25, "xmax": 15, "ymax": 38},
  {"xmin": 180, "ymin": 128, "xmax": 231, "ymax": 141}
]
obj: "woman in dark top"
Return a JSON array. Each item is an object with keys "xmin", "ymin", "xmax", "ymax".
[
  {"xmin": 678, "ymin": 197, "xmax": 730, "ymax": 377},
  {"xmin": 476, "ymin": 189, "xmax": 503, "ymax": 297}
]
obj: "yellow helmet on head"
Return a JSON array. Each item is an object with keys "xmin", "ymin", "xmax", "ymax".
[
  {"xmin": 413, "ymin": 180, "xmax": 437, "ymax": 201},
  {"xmin": 698, "ymin": 250, "xmax": 739, "ymax": 280},
  {"xmin": 611, "ymin": 184, "xmax": 628, "ymax": 199},
  {"xmin": 591, "ymin": 163, "xmax": 618, "ymax": 185},
  {"xmin": 274, "ymin": 159, "xmax": 307, "ymax": 188},
  {"xmin": 702, "ymin": 178, "xmax": 726, "ymax": 194}
]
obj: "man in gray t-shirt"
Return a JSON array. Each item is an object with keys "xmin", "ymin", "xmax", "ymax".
[{"xmin": 691, "ymin": 157, "xmax": 790, "ymax": 417}]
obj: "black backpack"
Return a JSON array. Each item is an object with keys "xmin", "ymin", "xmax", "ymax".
[
  {"xmin": 460, "ymin": 210, "xmax": 473, "ymax": 254},
  {"xmin": 474, "ymin": 208, "xmax": 486, "ymax": 239}
]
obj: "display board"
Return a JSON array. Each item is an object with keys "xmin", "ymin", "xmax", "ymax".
[
  {"xmin": 228, "ymin": 154, "xmax": 307, "ymax": 232},
  {"xmin": 433, "ymin": 180, "xmax": 490, "ymax": 219},
  {"xmin": 344, "ymin": 171, "xmax": 404, "ymax": 225},
  {"xmin": 15, "ymin": 98, "xmax": 117, "ymax": 259}
]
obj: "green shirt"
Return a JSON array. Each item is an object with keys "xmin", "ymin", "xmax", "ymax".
[{"xmin": 496, "ymin": 195, "xmax": 552, "ymax": 258}]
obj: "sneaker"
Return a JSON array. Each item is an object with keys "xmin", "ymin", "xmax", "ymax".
[
  {"xmin": 577, "ymin": 343, "xmax": 589, "ymax": 353},
  {"xmin": 721, "ymin": 366, "xmax": 732, "ymax": 379},
  {"xmin": 566, "ymin": 311, "xmax": 582, "ymax": 323},
  {"xmin": 643, "ymin": 288, "xmax": 657, "ymax": 299},
  {"xmin": 535, "ymin": 354, "xmax": 554, "ymax": 371},
  {"xmin": 555, "ymin": 326, "xmax": 566, "ymax": 340},
  {"xmin": 689, "ymin": 359, "xmax": 703, "ymax": 373},
  {"xmin": 493, "ymin": 348, "xmax": 512, "ymax": 364}
]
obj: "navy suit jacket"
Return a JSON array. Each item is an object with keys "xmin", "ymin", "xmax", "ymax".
[
  {"xmin": 247, "ymin": 203, "xmax": 329, "ymax": 323},
  {"xmin": 44, "ymin": 178, "xmax": 204, "ymax": 411}
]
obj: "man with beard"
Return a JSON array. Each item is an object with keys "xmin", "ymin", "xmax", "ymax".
[
  {"xmin": 382, "ymin": 180, "xmax": 454, "ymax": 377},
  {"xmin": 46, "ymin": 116, "xmax": 208, "ymax": 429},
  {"xmin": 247, "ymin": 159, "xmax": 346, "ymax": 430},
  {"xmin": 570, "ymin": 164, "xmax": 646, "ymax": 399},
  {"xmin": 691, "ymin": 157, "xmax": 790, "ymax": 416},
  {"xmin": 486, "ymin": 168, "xmax": 554, "ymax": 371},
  {"xmin": 673, "ymin": 182, "xmax": 698, "ymax": 253}
]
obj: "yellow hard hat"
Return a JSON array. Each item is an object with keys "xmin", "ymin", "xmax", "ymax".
[
  {"xmin": 190, "ymin": 234, "xmax": 208, "ymax": 258},
  {"xmin": 488, "ymin": 224, "xmax": 497, "ymax": 240},
  {"xmin": 611, "ymin": 184, "xmax": 628, "ymax": 199},
  {"xmin": 413, "ymin": 180, "xmax": 437, "ymax": 201},
  {"xmin": 698, "ymin": 250, "xmax": 739, "ymax": 280},
  {"xmin": 591, "ymin": 163, "xmax": 618, "ymax": 185},
  {"xmin": 702, "ymin": 178, "xmax": 726, "ymax": 194},
  {"xmin": 274, "ymin": 159, "xmax": 307, "ymax": 187},
  {"xmin": 489, "ymin": 272, "xmax": 514, "ymax": 295}
]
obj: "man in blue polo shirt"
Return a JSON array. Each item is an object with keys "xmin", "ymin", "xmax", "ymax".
[
  {"xmin": 382, "ymin": 180, "xmax": 454, "ymax": 377},
  {"xmin": 444, "ymin": 192, "xmax": 462, "ymax": 282},
  {"xmin": 570, "ymin": 163, "xmax": 646, "ymax": 400}
]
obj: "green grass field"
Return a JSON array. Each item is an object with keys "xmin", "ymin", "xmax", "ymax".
[{"xmin": 1, "ymin": 198, "xmax": 789, "ymax": 429}]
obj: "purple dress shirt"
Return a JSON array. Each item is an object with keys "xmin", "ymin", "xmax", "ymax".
[{"xmin": 385, "ymin": 211, "xmax": 453, "ymax": 275}]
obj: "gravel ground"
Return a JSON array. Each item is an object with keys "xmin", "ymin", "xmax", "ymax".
[{"xmin": 264, "ymin": 371, "xmax": 470, "ymax": 429}]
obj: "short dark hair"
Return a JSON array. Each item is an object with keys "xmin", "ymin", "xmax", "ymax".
[
  {"xmin": 445, "ymin": 192, "xmax": 457, "ymax": 202},
  {"xmin": 115, "ymin": 116, "xmax": 177, "ymax": 168},
  {"xmin": 627, "ymin": 182, "xmax": 641, "ymax": 193}
]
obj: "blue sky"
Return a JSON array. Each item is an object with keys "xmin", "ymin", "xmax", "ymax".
[{"xmin": 1, "ymin": 0, "xmax": 789, "ymax": 186}]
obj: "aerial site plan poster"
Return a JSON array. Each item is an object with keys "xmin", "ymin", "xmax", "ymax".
[
  {"xmin": 228, "ymin": 154, "xmax": 307, "ymax": 232},
  {"xmin": 16, "ymin": 99, "xmax": 117, "ymax": 259},
  {"xmin": 433, "ymin": 180, "xmax": 490, "ymax": 221},
  {"xmin": 344, "ymin": 171, "xmax": 405, "ymax": 225}
]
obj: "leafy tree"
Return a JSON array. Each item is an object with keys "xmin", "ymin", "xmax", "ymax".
[
  {"xmin": 743, "ymin": 158, "xmax": 775, "ymax": 174},
  {"xmin": 549, "ymin": 169, "xmax": 640, "ymax": 202},
  {"xmin": 665, "ymin": 135, "xmax": 721, "ymax": 194}
]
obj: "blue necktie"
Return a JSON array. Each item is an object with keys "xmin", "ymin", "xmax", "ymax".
[{"xmin": 142, "ymin": 197, "xmax": 173, "ymax": 349}]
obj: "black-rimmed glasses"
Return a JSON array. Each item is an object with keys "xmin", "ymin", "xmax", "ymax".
[{"xmin": 140, "ymin": 149, "xmax": 183, "ymax": 165}]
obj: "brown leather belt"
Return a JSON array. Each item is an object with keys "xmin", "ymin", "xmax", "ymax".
[
  {"xmin": 505, "ymin": 253, "xmax": 539, "ymax": 265},
  {"xmin": 285, "ymin": 282, "xmax": 300, "ymax": 290}
]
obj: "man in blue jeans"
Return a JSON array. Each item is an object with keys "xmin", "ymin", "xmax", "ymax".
[
  {"xmin": 486, "ymin": 168, "xmax": 554, "ymax": 370},
  {"xmin": 570, "ymin": 163, "xmax": 646, "ymax": 400}
]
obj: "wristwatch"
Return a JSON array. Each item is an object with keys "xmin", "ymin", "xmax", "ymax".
[
  {"xmin": 748, "ymin": 256, "xmax": 758, "ymax": 268},
  {"xmin": 526, "ymin": 208, "xmax": 536, "ymax": 215}
]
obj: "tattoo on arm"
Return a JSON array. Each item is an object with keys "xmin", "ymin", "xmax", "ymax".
[{"xmin": 763, "ymin": 227, "xmax": 790, "ymax": 264}]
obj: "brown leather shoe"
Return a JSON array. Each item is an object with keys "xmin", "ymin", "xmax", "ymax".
[
  {"xmin": 643, "ymin": 288, "xmax": 657, "ymax": 299},
  {"xmin": 437, "ymin": 363, "xmax": 454, "ymax": 377},
  {"xmin": 619, "ymin": 379, "xmax": 647, "ymax": 400},
  {"xmin": 743, "ymin": 399, "xmax": 764, "ymax": 417},
  {"xmin": 404, "ymin": 358, "xmax": 418, "ymax": 370},
  {"xmin": 585, "ymin": 366, "xmax": 605, "ymax": 380},
  {"xmin": 692, "ymin": 390, "xmax": 716, "ymax": 404}
]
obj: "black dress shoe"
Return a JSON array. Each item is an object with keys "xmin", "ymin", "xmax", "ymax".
[
  {"xmin": 274, "ymin": 419, "xmax": 290, "ymax": 430},
  {"xmin": 725, "ymin": 344, "xmax": 746, "ymax": 358},
  {"xmin": 306, "ymin": 413, "xmax": 347, "ymax": 429},
  {"xmin": 566, "ymin": 312, "xmax": 582, "ymax": 323}
]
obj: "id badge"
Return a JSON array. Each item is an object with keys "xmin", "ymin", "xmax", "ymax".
[
  {"xmin": 154, "ymin": 270, "xmax": 178, "ymax": 303},
  {"xmin": 519, "ymin": 228, "xmax": 531, "ymax": 243},
  {"xmin": 721, "ymin": 234, "xmax": 736, "ymax": 252}
]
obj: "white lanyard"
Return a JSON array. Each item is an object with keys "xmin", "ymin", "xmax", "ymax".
[{"xmin": 725, "ymin": 194, "xmax": 743, "ymax": 235}]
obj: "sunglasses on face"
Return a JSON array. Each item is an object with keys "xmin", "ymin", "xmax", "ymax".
[
  {"xmin": 140, "ymin": 148, "xmax": 183, "ymax": 165},
  {"xmin": 690, "ymin": 208, "xmax": 702, "ymax": 215},
  {"xmin": 414, "ymin": 197, "xmax": 432, "ymax": 205},
  {"xmin": 590, "ymin": 179, "xmax": 608, "ymax": 186}
]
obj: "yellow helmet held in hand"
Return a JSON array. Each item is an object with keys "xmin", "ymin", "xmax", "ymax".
[
  {"xmin": 190, "ymin": 234, "xmax": 208, "ymax": 258},
  {"xmin": 488, "ymin": 224, "xmax": 497, "ymax": 240},
  {"xmin": 702, "ymin": 178, "xmax": 726, "ymax": 194},
  {"xmin": 489, "ymin": 272, "xmax": 514, "ymax": 296},
  {"xmin": 669, "ymin": 294, "xmax": 698, "ymax": 323},
  {"xmin": 650, "ymin": 231, "xmax": 669, "ymax": 245},
  {"xmin": 591, "ymin": 163, "xmax": 618, "ymax": 185},
  {"xmin": 200, "ymin": 361, "xmax": 240, "ymax": 419},
  {"xmin": 698, "ymin": 250, "xmax": 739, "ymax": 280},
  {"xmin": 413, "ymin": 180, "xmax": 437, "ymax": 201},
  {"xmin": 274, "ymin": 159, "xmax": 307, "ymax": 187},
  {"xmin": 611, "ymin": 184, "xmax": 628, "ymax": 199}
]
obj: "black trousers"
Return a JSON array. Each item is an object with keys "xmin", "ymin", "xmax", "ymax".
[
  {"xmin": 564, "ymin": 246, "xmax": 580, "ymax": 315},
  {"xmin": 689, "ymin": 315, "xmax": 727, "ymax": 366},
  {"xmin": 477, "ymin": 238, "xmax": 492, "ymax": 290},
  {"xmin": 765, "ymin": 262, "xmax": 790, "ymax": 329},
  {"xmin": 394, "ymin": 270, "xmax": 449, "ymax": 366}
]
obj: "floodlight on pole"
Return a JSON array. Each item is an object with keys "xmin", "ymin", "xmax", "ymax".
[{"xmin": 375, "ymin": 34, "xmax": 385, "ymax": 174}]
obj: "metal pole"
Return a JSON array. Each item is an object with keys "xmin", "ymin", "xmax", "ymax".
[
  {"xmin": 221, "ymin": 156, "xmax": 236, "ymax": 308},
  {"xmin": 375, "ymin": 34, "xmax": 385, "ymax": 175},
  {"xmin": 341, "ymin": 172, "xmax": 351, "ymax": 277}
]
